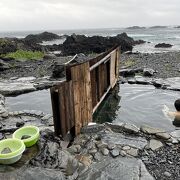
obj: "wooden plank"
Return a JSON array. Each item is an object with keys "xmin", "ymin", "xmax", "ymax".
[
  {"xmin": 116, "ymin": 47, "xmax": 120, "ymax": 78},
  {"xmin": 90, "ymin": 54, "xmax": 111, "ymax": 71},
  {"xmin": 110, "ymin": 51, "xmax": 117, "ymax": 88},
  {"xmin": 84, "ymin": 62, "xmax": 93, "ymax": 124},
  {"xmin": 98, "ymin": 63, "xmax": 105, "ymax": 99},
  {"xmin": 50, "ymin": 87, "xmax": 61, "ymax": 136},
  {"xmin": 93, "ymin": 86, "xmax": 111, "ymax": 113},
  {"xmin": 58, "ymin": 84, "xmax": 67, "ymax": 137},
  {"xmin": 90, "ymin": 69, "xmax": 98, "ymax": 108}
]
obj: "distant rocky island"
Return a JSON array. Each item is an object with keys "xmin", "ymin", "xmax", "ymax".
[{"xmin": 126, "ymin": 26, "xmax": 146, "ymax": 29}]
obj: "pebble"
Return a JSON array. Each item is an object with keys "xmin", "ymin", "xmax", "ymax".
[
  {"xmin": 96, "ymin": 142, "xmax": 107, "ymax": 149},
  {"xmin": 164, "ymin": 171, "xmax": 171, "ymax": 177},
  {"xmin": 1, "ymin": 112, "xmax": 8, "ymax": 118},
  {"xmin": 119, "ymin": 150, "xmax": 126, "ymax": 157},
  {"xmin": 110, "ymin": 148, "xmax": 120, "ymax": 158},
  {"xmin": 107, "ymin": 143, "xmax": 116, "ymax": 150},
  {"xmin": 88, "ymin": 148, "xmax": 98, "ymax": 155},
  {"xmin": 41, "ymin": 114, "xmax": 52, "ymax": 121},
  {"xmin": 101, "ymin": 148, "xmax": 109, "ymax": 156},
  {"xmin": 126, "ymin": 148, "xmax": 138, "ymax": 157},
  {"xmin": 93, "ymin": 152, "xmax": 102, "ymax": 161},
  {"xmin": 122, "ymin": 146, "xmax": 131, "ymax": 151},
  {"xmin": 16, "ymin": 122, "xmax": 25, "ymax": 128}
]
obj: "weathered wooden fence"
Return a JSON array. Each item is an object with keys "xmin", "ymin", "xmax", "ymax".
[{"xmin": 51, "ymin": 46, "xmax": 120, "ymax": 137}]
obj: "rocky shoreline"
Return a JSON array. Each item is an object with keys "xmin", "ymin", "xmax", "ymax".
[
  {"xmin": 0, "ymin": 31, "xmax": 180, "ymax": 179},
  {"xmin": 1, "ymin": 95, "xmax": 180, "ymax": 180}
]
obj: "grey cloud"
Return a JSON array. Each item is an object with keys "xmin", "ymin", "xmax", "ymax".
[{"xmin": 0, "ymin": 0, "xmax": 180, "ymax": 31}]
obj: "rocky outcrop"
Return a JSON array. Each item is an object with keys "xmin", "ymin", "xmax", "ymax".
[
  {"xmin": 24, "ymin": 31, "xmax": 61, "ymax": 44},
  {"xmin": 0, "ymin": 38, "xmax": 17, "ymax": 54},
  {"xmin": 0, "ymin": 38, "xmax": 45, "ymax": 55},
  {"xmin": 155, "ymin": 43, "xmax": 173, "ymax": 48},
  {"xmin": 62, "ymin": 33, "xmax": 144, "ymax": 55}
]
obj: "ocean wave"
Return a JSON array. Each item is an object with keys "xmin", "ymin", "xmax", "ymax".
[{"xmin": 128, "ymin": 34, "xmax": 155, "ymax": 37}]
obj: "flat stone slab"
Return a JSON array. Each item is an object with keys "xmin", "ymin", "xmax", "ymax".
[
  {"xmin": 148, "ymin": 139, "xmax": 163, "ymax": 151},
  {"xmin": 78, "ymin": 157, "xmax": 154, "ymax": 180},
  {"xmin": 0, "ymin": 81, "xmax": 36, "ymax": 95},
  {"xmin": 170, "ymin": 130, "xmax": 180, "ymax": 138},
  {"xmin": 100, "ymin": 131, "xmax": 148, "ymax": 150},
  {"xmin": 0, "ymin": 77, "xmax": 64, "ymax": 96},
  {"xmin": 140, "ymin": 125, "xmax": 165, "ymax": 135}
]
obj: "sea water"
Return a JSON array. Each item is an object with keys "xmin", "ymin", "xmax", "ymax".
[{"xmin": 1, "ymin": 27, "xmax": 180, "ymax": 53}]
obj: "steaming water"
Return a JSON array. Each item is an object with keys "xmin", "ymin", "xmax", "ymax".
[{"xmin": 1, "ymin": 27, "xmax": 180, "ymax": 53}]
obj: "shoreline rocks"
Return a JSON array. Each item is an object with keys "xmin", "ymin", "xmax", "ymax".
[
  {"xmin": 155, "ymin": 43, "xmax": 173, "ymax": 48},
  {"xmin": 1, "ymin": 93, "xmax": 180, "ymax": 180}
]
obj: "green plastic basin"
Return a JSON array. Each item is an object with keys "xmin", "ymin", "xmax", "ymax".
[
  {"xmin": 0, "ymin": 138, "xmax": 25, "ymax": 164},
  {"xmin": 13, "ymin": 126, "xmax": 40, "ymax": 147}
]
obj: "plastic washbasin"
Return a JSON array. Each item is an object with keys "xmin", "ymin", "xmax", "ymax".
[
  {"xmin": 13, "ymin": 126, "xmax": 40, "ymax": 147},
  {"xmin": 0, "ymin": 138, "xmax": 25, "ymax": 164}
]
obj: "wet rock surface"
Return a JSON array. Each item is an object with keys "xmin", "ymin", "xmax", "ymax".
[
  {"xmin": 78, "ymin": 157, "xmax": 154, "ymax": 180},
  {"xmin": 0, "ymin": 77, "xmax": 64, "ymax": 96}
]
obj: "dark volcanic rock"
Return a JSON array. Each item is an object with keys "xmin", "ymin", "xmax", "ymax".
[
  {"xmin": 143, "ymin": 68, "xmax": 155, "ymax": 77},
  {"xmin": 0, "ymin": 38, "xmax": 17, "ymax": 54},
  {"xmin": 0, "ymin": 37, "xmax": 45, "ymax": 55},
  {"xmin": 62, "ymin": 33, "xmax": 141, "ymax": 55},
  {"xmin": 155, "ymin": 43, "xmax": 173, "ymax": 48},
  {"xmin": 24, "ymin": 31, "xmax": 60, "ymax": 44},
  {"xmin": 51, "ymin": 63, "xmax": 65, "ymax": 78}
]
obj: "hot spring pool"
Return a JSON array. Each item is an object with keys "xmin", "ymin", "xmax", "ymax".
[
  {"xmin": 5, "ymin": 84, "xmax": 180, "ymax": 131},
  {"xmin": 94, "ymin": 84, "xmax": 180, "ymax": 131},
  {"xmin": 6, "ymin": 89, "xmax": 52, "ymax": 114}
]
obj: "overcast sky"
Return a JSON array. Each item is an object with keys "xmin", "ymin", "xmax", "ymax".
[{"xmin": 0, "ymin": 0, "xmax": 180, "ymax": 31}]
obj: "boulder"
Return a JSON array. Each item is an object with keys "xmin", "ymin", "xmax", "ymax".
[
  {"xmin": 119, "ymin": 68, "xmax": 135, "ymax": 77},
  {"xmin": 155, "ymin": 43, "xmax": 173, "ymax": 48},
  {"xmin": 143, "ymin": 68, "xmax": 155, "ymax": 76}
]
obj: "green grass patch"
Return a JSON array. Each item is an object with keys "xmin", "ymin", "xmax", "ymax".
[
  {"xmin": 124, "ymin": 59, "xmax": 136, "ymax": 67},
  {"xmin": 4, "ymin": 50, "xmax": 44, "ymax": 61}
]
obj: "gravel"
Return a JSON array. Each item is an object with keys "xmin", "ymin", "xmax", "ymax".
[
  {"xmin": 139, "ymin": 144, "xmax": 180, "ymax": 180},
  {"xmin": 121, "ymin": 52, "xmax": 180, "ymax": 78}
]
